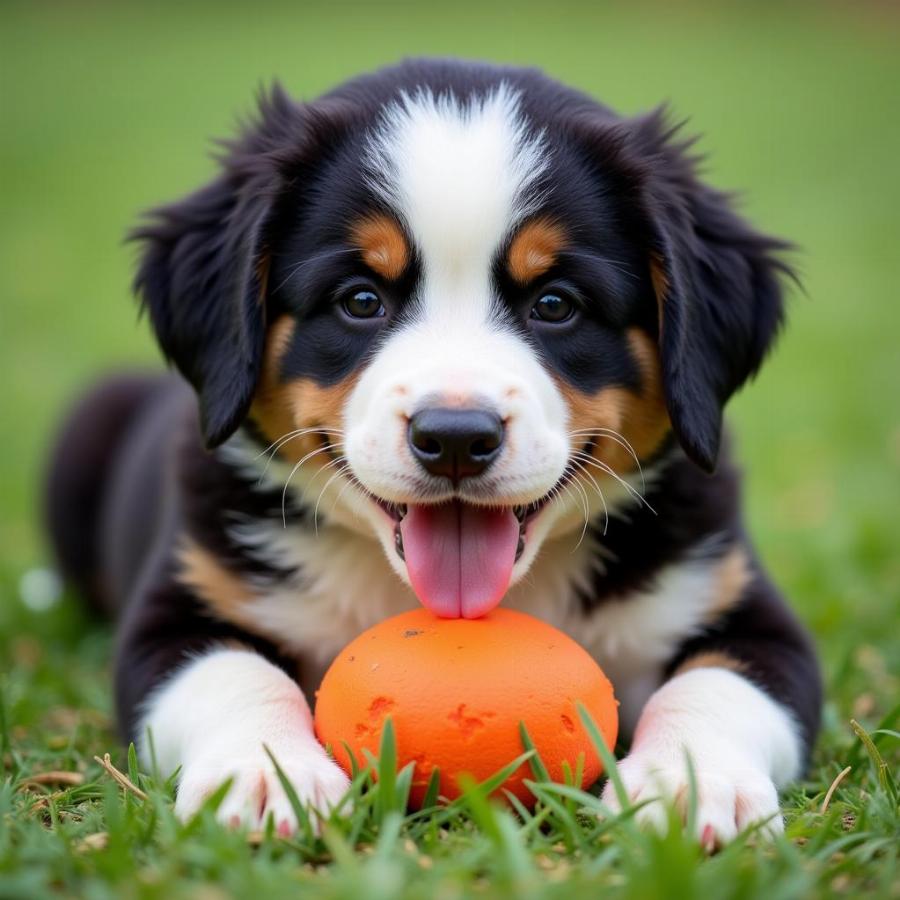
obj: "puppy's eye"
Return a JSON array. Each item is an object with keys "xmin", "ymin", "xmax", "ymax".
[
  {"xmin": 342, "ymin": 289, "xmax": 385, "ymax": 319},
  {"xmin": 531, "ymin": 293, "xmax": 575, "ymax": 323}
]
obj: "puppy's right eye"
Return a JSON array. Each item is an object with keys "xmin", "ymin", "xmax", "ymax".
[{"xmin": 342, "ymin": 289, "xmax": 385, "ymax": 319}]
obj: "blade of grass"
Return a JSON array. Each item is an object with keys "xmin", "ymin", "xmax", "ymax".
[
  {"xmin": 341, "ymin": 741, "xmax": 361, "ymax": 779},
  {"xmin": 393, "ymin": 760, "xmax": 415, "ymax": 814},
  {"xmin": 522, "ymin": 780, "xmax": 582, "ymax": 849},
  {"xmin": 320, "ymin": 822, "xmax": 360, "ymax": 872},
  {"xmin": 466, "ymin": 750, "xmax": 535, "ymax": 800},
  {"xmin": 502, "ymin": 787, "xmax": 534, "ymax": 825},
  {"xmin": 683, "ymin": 749, "xmax": 699, "ymax": 838},
  {"xmin": 850, "ymin": 718, "xmax": 894, "ymax": 801},
  {"xmin": 375, "ymin": 717, "xmax": 398, "ymax": 823},
  {"xmin": 420, "ymin": 767, "xmax": 442, "ymax": 810},
  {"xmin": 143, "ymin": 727, "xmax": 160, "ymax": 785},
  {"xmin": 263, "ymin": 745, "xmax": 314, "ymax": 841},
  {"xmin": 457, "ymin": 773, "xmax": 532, "ymax": 882},
  {"xmin": 373, "ymin": 810, "xmax": 403, "ymax": 860},
  {"xmin": 126, "ymin": 743, "xmax": 140, "ymax": 787},
  {"xmin": 576, "ymin": 702, "xmax": 626, "ymax": 808},
  {"xmin": 518, "ymin": 722, "xmax": 551, "ymax": 782},
  {"xmin": 181, "ymin": 777, "xmax": 233, "ymax": 836}
]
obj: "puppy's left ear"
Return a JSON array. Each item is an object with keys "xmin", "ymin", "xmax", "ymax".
[
  {"xmin": 132, "ymin": 171, "xmax": 271, "ymax": 448},
  {"xmin": 131, "ymin": 85, "xmax": 353, "ymax": 448},
  {"xmin": 618, "ymin": 111, "xmax": 795, "ymax": 472}
]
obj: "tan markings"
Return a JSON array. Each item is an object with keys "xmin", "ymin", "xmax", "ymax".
[
  {"xmin": 649, "ymin": 254, "xmax": 669, "ymax": 303},
  {"xmin": 350, "ymin": 215, "xmax": 409, "ymax": 280},
  {"xmin": 249, "ymin": 315, "xmax": 358, "ymax": 464},
  {"xmin": 255, "ymin": 253, "xmax": 271, "ymax": 306},
  {"xmin": 507, "ymin": 218, "xmax": 567, "ymax": 284},
  {"xmin": 250, "ymin": 315, "xmax": 297, "ymax": 444},
  {"xmin": 176, "ymin": 537, "xmax": 258, "ymax": 629},
  {"xmin": 559, "ymin": 328, "xmax": 670, "ymax": 476},
  {"xmin": 675, "ymin": 651, "xmax": 748, "ymax": 677},
  {"xmin": 704, "ymin": 545, "xmax": 752, "ymax": 625},
  {"xmin": 649, "ymin": 254, "xmax": 668, "ymax": 334}
]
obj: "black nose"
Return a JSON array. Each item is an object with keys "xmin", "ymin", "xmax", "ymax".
[{"xmin": 408, "ymin": 407, "xmax": 504, "ymax": 482}]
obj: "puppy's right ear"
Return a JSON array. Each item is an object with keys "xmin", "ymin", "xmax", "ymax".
[
  {"xmin": 131, "ymin": 85, "xmax": 352, "ymax": 448},
  {"xmin": 132, "ymin": 172, "xmax": 269, "ymax": 448}
]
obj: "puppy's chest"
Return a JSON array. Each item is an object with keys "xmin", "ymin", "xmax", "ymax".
[{"xmin": 227, "ymin": 518, "xmax": 726, "ymax": 730}]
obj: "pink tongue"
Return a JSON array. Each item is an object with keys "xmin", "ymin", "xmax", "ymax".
[{"xmin": 399, "ymin": 502, "xmax": 520, "ymax": 618}]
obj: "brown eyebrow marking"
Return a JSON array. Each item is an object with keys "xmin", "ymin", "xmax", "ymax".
[
  {"xmin": 350, "ymin": 214, "xmax": 409, "ymax": 280},
  {"xmin": 507, "ymin": 218, "xmax": 567, "ymax": 284}
]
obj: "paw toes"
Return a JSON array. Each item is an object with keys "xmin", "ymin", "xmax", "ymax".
[
  {"xmin": 689, "ymin": 776, "xmax": 736, "ymax": 846},
  {"xmin": 174, "ymin": 749, "xmax": 351, "ymax": 833},
  {"xmin": 598, "ymin": 756, "xmax": 782, "ymax": 848},
  {"xmin": 734, "ymin": 779, "xmax": 782, "ymax": 836}
]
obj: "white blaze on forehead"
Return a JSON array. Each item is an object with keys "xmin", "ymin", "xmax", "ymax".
[
  {"xmin": 346, "ymin": 84, "xmax": 568, "ymax": 516},
  {"xmin": 366, "ymin": 84, "xmax": 548, "ymax": 317}
]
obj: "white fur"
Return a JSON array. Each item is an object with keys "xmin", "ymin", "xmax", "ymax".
[
  {"xmin": 226, "ymin": 518, "xmax": 418, "ymax": 687},
  {"xmin": 139, "ymin": 648, "xmax": 349, "ymax": 829},
  {"xmin": 602, "ymin": 666, "xmax": 802, "ymax": 846},
  {"xmin": 365, "ymin": 85, "xmax": 547, "ymax": 277},
  {"xmin": 347, "ymin": 86, "xmax": 586, "ymax": 586}
]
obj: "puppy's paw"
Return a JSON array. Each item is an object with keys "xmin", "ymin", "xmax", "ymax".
[
  {"xmin": 175, "ymin": 740, "xmax": 350, "ymax": 833},
  {"xmin": 601, "ymin": 746, "xmax": 783, "ymax": 849}
]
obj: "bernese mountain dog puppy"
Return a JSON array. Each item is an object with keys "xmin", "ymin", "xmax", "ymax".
[{"xmin": 45, "ymin": 58, "xmax": 821, "ymax": 845}]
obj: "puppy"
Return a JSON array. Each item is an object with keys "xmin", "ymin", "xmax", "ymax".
[{"xmin": 45, "ymin": 58, "xmax": 820, "ymax": 844}]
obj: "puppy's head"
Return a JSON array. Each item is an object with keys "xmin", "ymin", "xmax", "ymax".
[{"xmin": 133, "ymin": 63, "xmax": 790, "ymax": 618}]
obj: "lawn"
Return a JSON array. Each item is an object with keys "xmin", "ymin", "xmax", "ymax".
[{"xmin": 1, "ymin": 1, "xmax": 898, "ymax": 897}]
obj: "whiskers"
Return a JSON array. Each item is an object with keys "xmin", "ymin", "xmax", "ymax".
[
  {"xmin": 568, "ymin": 428, "xmax": 646, "ymax": 493},
  {"xmin": 258, "ymin": 422, "xmax": 654, "ymax": 556},
  {"xmin": 255, "ymin": 427, "xmax": 345, "ymax": 481},
  {"xmin": 253, "ymin": 425, "xmax": 354, "ymax": 528},
  {"xmin": 549, "ymin": 427, "xmax": 656, "ymax": 549}
]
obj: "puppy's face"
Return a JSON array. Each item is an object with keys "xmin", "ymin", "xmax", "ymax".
[
  {"xmin": 135, "ymin": 65, "xmax": 787, "ymax": 618},
  {"xmin": 253, "ymin": 89, "xmax": 671, "ymax": 617}
]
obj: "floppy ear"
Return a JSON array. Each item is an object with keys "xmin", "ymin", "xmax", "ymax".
[
  {"xmin": 131, "ymin": 85, "xmax": 351, "ymax": 448},
  {"xmin": 585, "ymin": 109, "xmax": 794, "ymax": 472},
  {"xmin": 632, "ymin": 111, "xmax": 793, "ymax": 472},
  {"xmin": 132, "ymin": 174, "xmax": 270, "ymax": 447}
]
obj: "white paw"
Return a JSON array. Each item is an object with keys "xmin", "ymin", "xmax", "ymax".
[
  {"xmin": 601, "ymin": 747, "xmax": 783, "ymax": 849},
  {"xmin": 175, "ymin": 741, "xmax": 350, "ymax": 833}
]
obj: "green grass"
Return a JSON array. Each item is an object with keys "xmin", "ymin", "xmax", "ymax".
[{"xmin": 1, "ymin": 1, "xmax": 899, "ymax": 897}]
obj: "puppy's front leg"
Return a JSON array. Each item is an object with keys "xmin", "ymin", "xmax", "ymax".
[
  {"xmin": 602, "ymin": 570, "xmax": 820, "ymax": 848},
  {"xmin": 603, "ymin": 665, "xmax": 800, "ymax": 846},
  {"xmin": 140, "ymin": 648, "xmax": 349, "ymax": 831}
]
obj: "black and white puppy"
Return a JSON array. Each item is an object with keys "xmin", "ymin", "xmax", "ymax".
[{"xmin": 45, "ymin": 58, "xmax": 821, "ymax": 844}]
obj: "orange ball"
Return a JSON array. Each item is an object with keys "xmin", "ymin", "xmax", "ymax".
[{"xmin": 314, "ymin": 608, "xmax": 618, "ymax": 808}]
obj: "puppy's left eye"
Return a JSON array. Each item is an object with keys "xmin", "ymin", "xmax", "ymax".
[
  {"xmin": 343, "ymin": 289, "xmax": 385, "ymax": 319},
  {"xmin": 531, "ymin": 293, "xmax": 575, "ymax": 323}
]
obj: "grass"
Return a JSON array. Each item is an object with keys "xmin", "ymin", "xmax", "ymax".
[{"xmin": 1, "ymin": 1, "xmax": 899, "ymax": 897}]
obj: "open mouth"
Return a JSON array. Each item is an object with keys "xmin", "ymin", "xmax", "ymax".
[{"xmin": 375, "ymin": 495, "xmax": 551, "ymax": 619}]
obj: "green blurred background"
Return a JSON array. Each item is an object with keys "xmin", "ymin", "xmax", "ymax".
[{"xmin": 1, "ymin": 1, "xmax": 898, "ymax": 687}]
